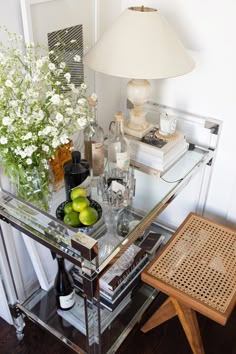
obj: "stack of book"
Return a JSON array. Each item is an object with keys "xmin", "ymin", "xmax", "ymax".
[
  {"xmin": 125, "ymin": 128, "xmax": 189, "ymax": 175},
  {"xmin": 99, "ymin": 244, "xmax": 149, "ymax": 310},
  {"xmin": 72, "ymin": 243, "xmax": 149, "ymax": 311}
]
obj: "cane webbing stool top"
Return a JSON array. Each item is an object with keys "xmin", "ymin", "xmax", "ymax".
[{"xmin": 141, "ymin": 213, "xmax": 236, "ymax": 354}]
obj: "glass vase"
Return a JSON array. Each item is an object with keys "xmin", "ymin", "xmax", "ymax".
[{"xmin": 14, "ymin": 162, "xmax": 54, "ymax": 212}]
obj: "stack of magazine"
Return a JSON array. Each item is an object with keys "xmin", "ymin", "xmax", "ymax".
[{"xmin": 125, "ymin": 128, "xmax": 189, "ymax": 175}]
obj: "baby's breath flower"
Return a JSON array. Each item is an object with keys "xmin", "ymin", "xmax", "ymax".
[
  {"xmin": 50, "ymin": 94, "xmax": 61, "ymax": 105},
  {"xmin": 0, "ymin": 137, "xmax": 8, "ymax": 144},
  {"xmin": 0, "ymin": 30, "xmax": 96, "ymax": 210},
  {"xmin": 48, "ymin": 62, "xmax": 56, "ymax": 71},
  {"xmin": 80, "ymin": 83, "xmax": 87, "ymax": 90},
  {"xmin": 74, "ymin": 55, "xmax": 81, "ymax": 62},
  {"xmin": 60, "ymin": 62, "xmax": 66, "ymax": 69},
  {"xmin": 5, "ymin": 79, "xmax": 13, "ymax": 87},
  {"xmin": 64, "ymin": 72, "xmax": 71, "ymax": 83},
  {"xmin": 26, "ymin": 158, "xmax": 32, "ymax": 165}
]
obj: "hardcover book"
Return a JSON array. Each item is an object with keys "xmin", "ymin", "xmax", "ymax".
[
  {"xmin": 125, "ymin": 129, "xmax": 186, "ymax": 158},
  {"xmin": 72, "ymin": 254, "xmax": 149, "ymax": 311},
  {"xmin": 130, "ymin": 141, "xmax": 189, "ymax": 172},
  {"xmin": 99, "ymin": 244, "xmax": 147, "ymax": 292},
  {"xmin": 99, "ymin": 255, "xmax": 149, "ymax": 310}
]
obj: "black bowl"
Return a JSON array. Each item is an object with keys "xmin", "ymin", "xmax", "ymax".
[{"xmin": 56, "ymin": 199, "xmax": 102, "ymax": 231}]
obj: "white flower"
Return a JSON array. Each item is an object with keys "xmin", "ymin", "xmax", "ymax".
[
  {"xmin": 80, "ymin": 83, "xmax": 87, "ymax": 90},
  {"xmin": 46, "ymin": 91, "xmax": 53, "ymax": 98},
  {"xmin": 5, "ymin": 79, "xmax": 13, "ymax": 87},
  {"xmin": 42, "ymin": 126, "xmax": 52, "ymax": 135},
  {"xmin": 60, "ymin": 134, "xmax": 69, "ymax": 145},
  {"xmin": 65, "ymin": 107, "xmax": 73, "ymax": 115},
  {"xmin": 60, "ymin": 62, "xmax": 66, "ymax": 69},
  {"xmin": 25, "ymin": 145, "xmax": 37, "ymax": 157},
  {"xmin": 70, "ymin": 39, "xmax": 76, "ymax": 43},
  {"xmin": 24, "ymin": 132, "xmax": 33, "ymax": 140},
  {"xmin": 77, "ymin": 117, "xmax": 87, "ymax": 129},
  {"xmin": 77, "ymin": 98, "xmax": 86, "ymax": 105},
  {"xmin": 19, "ymin": 150, "xmax": 26, "ymax": 158},
  {"xmin": 64, "ymin": 72, "xmax": 71, "ymax": 83},
  {"xmin": 9, "ymin": 100, "xmax": 18, "ymax": 108},
  {"xmin": 50, "ymin": 94, "xmax": 61, "ymax": 105},
  {"xmin": 74, "ymin": 55, "xmax": 81, "ymax": 62},
  {"xmin": 2, "ymin": 116, "xmax": 12, "ymax": 126},
  {"xmin": 27, "ymin": 176, "xmax": 32, "ymax": 182},
  {"xmin": 26, "ymin": 158, "xmax": 32, "ymax": 165},
  {"xmin": 48, "ymin": 62, "xmax": 56, "ymax": 71},
  {"xmin": 52, "ymin": 138, "xmax": 60, "ymax": 148},
  {"xmin": 0, "ymin": 137, "xmax": 8, "ymax": 144},
  {"xmin": 64, "ymin": 98, "xmax": 71, "ymax": 106},
  {"xmin": 25, "ymin": 73, "xmax": 31, "ymax": 81},
  {"xmin": 42, "ymin": 144, "xmax": 49, "ymax": 153},
  {"xmin": 55, "ymin": 112, "xmax": 63, "ymax": 122}
]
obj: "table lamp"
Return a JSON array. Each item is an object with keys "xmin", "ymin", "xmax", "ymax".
[{"xmin": 84, "ymin": 6, "xmax": 194, "ymax": 138}]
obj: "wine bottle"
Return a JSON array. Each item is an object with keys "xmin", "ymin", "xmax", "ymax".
[
  {"xmin": 84, "ymin": 120, "xmax": 104, "ymax": 177},
  {"xmin": 63, "ymin": 150, "xmax": 90, "ymax": 200},
  {"xmin": 107, "ymin": 112, "xmax": 130, "ymax": 175},
  {"xmin": 54, "ymin": 255, "xmax": 75, "ymax": 311}
]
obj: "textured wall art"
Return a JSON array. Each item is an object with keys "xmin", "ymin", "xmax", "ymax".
[{"xmin": 48, "ymin": 24, "xmax": 84, "ymax": 88}]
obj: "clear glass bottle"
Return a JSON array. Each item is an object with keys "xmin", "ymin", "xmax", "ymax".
[
  {"xmin": 54, "ymin": 255, "xmax": 75, "ymax": 311},
  {"xmin": 84, "ymin": 120, "xmax": 104, "ymax": 177},
  {"xmin": 107, "ymin": 112, "xmax": 130, "ymax": 176}
]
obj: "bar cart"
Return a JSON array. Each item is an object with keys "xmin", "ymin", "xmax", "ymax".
[{"xmin": 0, "ymin": 103, "xmax": 221, "ymax": 354}]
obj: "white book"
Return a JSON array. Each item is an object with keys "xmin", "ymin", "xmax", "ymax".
[
  {"xmin": 125, "ymin": 129, "xmax": 186, "ymax": 158},
  {"xmin": 129, "ymin": 138, "xmax": 188, "ymax": 163},
  {"xmin": 130, "ymin": 142, "xmax": 189, "ymax": 172}
]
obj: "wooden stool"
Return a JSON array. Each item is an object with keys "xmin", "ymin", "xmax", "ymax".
[{"xmin": 141, "ymin": 213, "xmax": 236, "ymax": 354}]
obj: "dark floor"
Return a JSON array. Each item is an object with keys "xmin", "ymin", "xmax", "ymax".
[{"xmin": 1, "ymin": 300, "xmax": 236, "ymax": 354}]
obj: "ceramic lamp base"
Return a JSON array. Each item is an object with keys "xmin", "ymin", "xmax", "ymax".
[{"xmin": 124, "ymin": 121, "xmax": 153, "ymax": 138}]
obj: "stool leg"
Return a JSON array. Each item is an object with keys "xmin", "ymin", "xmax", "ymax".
[
  {"xmin": 171, "ymin": 297, "xmax": 205, "ymax": 354},
  {"xmin": 141, "ymin": 297, "xmax": 177, "ymax": 333}
]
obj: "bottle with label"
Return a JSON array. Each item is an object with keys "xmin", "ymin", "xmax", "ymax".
[
  {"xmin": 63, "ymin": 151, "xmax": 90, "ymax": 200},
  {"xmin": 54, "ymin": 255, "xmax": 75, "ymax": 311},
  {"xmin": 107, "ymin": 112, "xmax": 130, "ymax": 176},
  {"xmin": 84, "ymin": 120, "xmax": 104, "ymax": 177}
]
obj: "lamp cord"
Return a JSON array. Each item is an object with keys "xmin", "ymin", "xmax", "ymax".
[{"xmin": 160, "ymin": 176, "xmax": 184, "ymax": 183}]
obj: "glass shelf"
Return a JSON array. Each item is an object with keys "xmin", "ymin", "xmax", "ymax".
[
  {"xmin": 17, "ymin": 278, "xmax": 157, "ymax": 354},
  {"xmin": 0, "ymin": 147, "xmax": 213, "ymax": 273}
]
